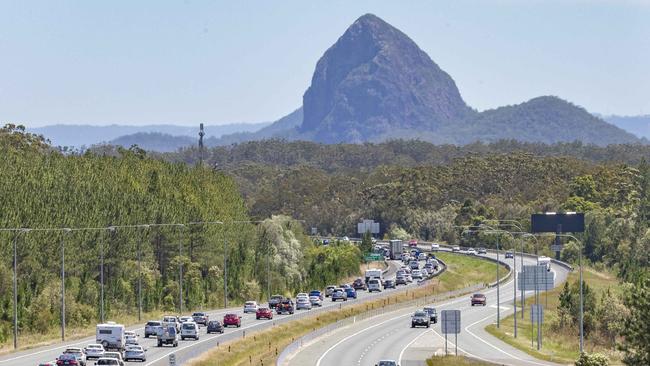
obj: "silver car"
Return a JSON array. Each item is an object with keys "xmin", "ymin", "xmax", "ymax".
[
  {"xmin": 83, "ymin": 344, "xmax": 105, "ymax": 359},
  {"xmin": 124, "ymin": 345, "xmax": 146, "ymax": 362},
  {"xmin": 296, "ymin": 297, "xmax": 312, "ymax": 310},
  {"xmin": 144, "ymin": 320, "xmax": 162, "ymax": 338}
]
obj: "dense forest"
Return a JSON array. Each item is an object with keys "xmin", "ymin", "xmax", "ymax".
[{"xmin": 0, "ymin": 125, "xmax": 361, "ymax": 346}]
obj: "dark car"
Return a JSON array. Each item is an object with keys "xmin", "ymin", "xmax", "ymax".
[
  {"xmin": 276, "ymin": 298, "xmax": 295, "ymax": 314},
  {"xmin": 256, "ymin": 307, "xmax": 274, "ymax": 320},
  {"xmin": 383, "ymin": 279, "xmax": 395, "ymax": 289},
  {"xmin": 411, "ymin": 310, "xmax": 430, "ymax": 328},
  {"xmin": 206, "ymin": 320, "xmax": 224, "ymax": 334},
  {"xmin": 471, "ymin": 293, "xmax": 487, "ymax": 306},
  {"xmin": 192, "ymin": 312, "xmax": 209, "ymax": 325},
  {"xmin": 223, "ymin": 313, "xmax": 241, "ymax": 327},
  {"xmin": 344, "ymin": 287, "xmax": 357, "ymax": 299},
  {"xmin": 268, "ymin": 294, "xmax": 284, "ymax": 309},
  {"xmin": 352, "ymin": 278, "xmax": 366, "ymax": 290},
  {"xmin": 56, "ymin": 354, "xmax": 81, "ymax": 366},
  {"xmin": 423, "ymin": 307, "xmax": 438, "ymax": 323},
  {"xmin": 505, "ymin": 251, "xmax": 514, "ymax": 259}
]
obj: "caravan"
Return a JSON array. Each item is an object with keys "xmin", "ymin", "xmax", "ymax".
[
  {"xmin": 538, "ymin": 256, "xmax": 552, "ymax": 271},
  {"xmin": 96, "ymin": 322, "xmax": 126, "ymax": 351}
]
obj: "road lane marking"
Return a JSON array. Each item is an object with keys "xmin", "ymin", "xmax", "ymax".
[{"xmin": 398, "ymin": 328, "xmax": 431, "ymax": 364}]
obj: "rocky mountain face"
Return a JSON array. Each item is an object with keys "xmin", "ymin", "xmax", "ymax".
[{"xmin": 300, "ymin": 14, "xmax": 473, "ymax": 143}]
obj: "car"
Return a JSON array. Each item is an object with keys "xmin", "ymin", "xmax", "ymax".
[
  {"xmin": 223, "ymin": 313, "xmax": 242, "ymax": 327},
  {"xmin": 505, "ymin": 251, "xmax": 514, "ymax": 259},
  {"xmin": 206, "ymin": 320, "xmax": 225, "ymax": 334},
  {"xmin": 452, "ymin": 246, "xmax": 461, "ymax": 252},
  {"xmin": 423, "ymin": 307, "xmax": 438, "ymax": 323},
  {"xmin": 352, "ymin": 278, "xmax": 366, "ymax": 290},
  {"xmin": 431, "ymin": 243, "xmax": 440, "ymax": 251},
  {"xmin": 144, "ymin": 320, "xmax": 162, "ymax": 338},
  {"xmin": 395, "ymin": 275, "xmax": 407, "ymax": 285},
  {"xmin": 325, "ymin": 285, "xmax": 337, "ymax": 297},
  {"xmin": 276, "ymin": 298, "xmax": 295, "ymax": 314},
  {"xmin": 179, "ymin": 316, "xmax": 193, "ymax": 323},
  {"xmin": 256, "ymin": 307, "xmax": 274, "ymax": 319},
  {"xmin": 421, "ymin": 268, "xmax": 429, "ymax": 277},
  {"xmin": 244, "ymin": 301, "xmax": 259, "ymax": 313},
  {"xmin": 162, "ymin": 315, "xmax": 180, "ymax": 331},
  {"xmin": 95, "ymin": 358, "xmax": 120, "ymax": 366},
  {"xmin": 83, "ymin": 344, "xmax": 105, "ymax": 360},
  {"xmin": 56, "ymin": 353, "xmax": 83, "ymax": 366},
  {"xmin": 309, "ymin": 293, "xmax": 323, "ymax": 307},
  {"xmin": 405, "ymin": 274, "xmax": 413, "ymax": 283},
  {"xmin": 156, "ymin": 326, "xmax": 178, "ymax": 348},
  {"xmin": 409, "ymin": 260, "xmax": 419, "ymax": 270},
  {"xmin": 424, "ymin": 263, "xmax": 434, "ymax": 272},
  {"xmin": 471, "ymin": 293, "xmax": 487, "ymax": 306},
  {"xmin": 206, "ymin": 320, "xmax": 224, "ymax": 334},
  {"xmin": 411, "ymin": 269, "xmax": 422, "ymax": 279},
  {"xmin": 322, "ymin": 239, "xmax": 330, "ymax": 245},
  {"xmin": 296, "ymin": 297, "xmax": 312, "ymax": 310},
  {"xmin": 467, "ymin": 248, "xmax": 477, "ymax": 255},
  {"xmin": 331, "ymin": 288, "xmax": 347, "ymax": 301},
  {"xmin": 344, "ymin": 287, "xmax": 357, "ymax": 299},
  {"xmin": 268, "ymin": 295, "xmax": 284, "ymax": 309},
  {"xmin": 418, "ymin": 253, "xmax": 427, "ymax": 261},
  {"xmin": 408, "ymin": 239, "xmax": 418, "ymax": 247},
  {"xmin": 63, "ymin": 348, "xmax": 86, "ymax": 366},
  {"xmin": 296, "ymin": 292, "xmax": 309, "ymax": 299},
  {"xmin": 309, "ymin": 290, "xmax": 324, "ymax": 300},
  {"xmin": 376, "ymin": 361, "xmax": 398, "ymax": 366},
  {"xmin": 340, "ymin": 283, "xmax": 352, "ymax": 289},
  {"xmin": 192, "ymin": 312, "xmax": 209, "ymax": 325},
  {"xmin": 342, "ymin": 236, "xmax": 350, "ymax": 241},
  {"xmin": 477, "ymin": 247, "xmax": 487, "ymax": 254},
  {"xmin": 180, "ymin": 321, "xmax": 199, "ymax": 340},
  {"xmin": 38, "ymin": 362, "xmax": 57, "ymax": 366},
  {"xmin": 102, "ymin": 352, "xmax": 124, "ymax": 366},
  {"xmin": 124, "ymin": 334, "xmax": 138, "ymax": 346},
  {"xmin": 383, "ymin": 279, "xmax": 395, "ymax": 289},
  {"xmin": 123, "ymin": 345, "xmax": 146, "ymax": 362},
  {"xmin": 400, "ymin": 253, "xmax": 410, "ymax": 262},
  {"xmin": 411, "ymin": 310, "xmax": 430, "ymax": 328},
  {"xmin": 367, "ymin": 278, "xmax": 382, "ymax": 292}
]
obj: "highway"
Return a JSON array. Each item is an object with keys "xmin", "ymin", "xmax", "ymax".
[
  {"xmin": 0, "ymin": 257, "xmax": 431, "ymax": 366},
  {"xmin": 284, "ymin": 252, "xmax": 571, "ymax": 366}
]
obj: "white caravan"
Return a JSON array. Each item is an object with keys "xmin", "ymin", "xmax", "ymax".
[{"xmin": 96, "ymin": 322, "xmax": 125, "ymax": 351}]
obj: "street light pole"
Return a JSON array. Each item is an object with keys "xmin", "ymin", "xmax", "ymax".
[
  {"xmin": 61, "ymin": 229, "xmax": 71, "ymax": 341},
  {"xmin": 224, "ymin": 236, "xmax": 228, "ymax": 308},
  {"xmin": 179, "ymin": 224, "xmax": 184, "ymax": 314},
  {"xmin": 12, "ymin": 231, "xmax": 19, "ymax": 349},
  {"xmin": 496, "ymin": 233, "xmax": 500, "ymax": 328}
]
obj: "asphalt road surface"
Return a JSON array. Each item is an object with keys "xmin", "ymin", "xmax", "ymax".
[
  {"xmin": 285, "ymin": 252, "xmax": 570, "ymax": 366},
  {"xmin": 0, "ymin": 257, "xmax": 434, "ymax": 366}
]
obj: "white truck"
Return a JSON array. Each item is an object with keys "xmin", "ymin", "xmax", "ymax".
[
  {"xmin": 538, "ymin": 256, "xmax": 552, "ymax": 271},
  {"xmin": 389, "ymin": 239, "xmax": 403, "ymax": 260},
  {"xmin": 365, "ymin": 268, "xmax": 383, "ymax": 284},
  {"xmin": 96, "ymin": 322, "xmax": 125, "ymax": 351}
]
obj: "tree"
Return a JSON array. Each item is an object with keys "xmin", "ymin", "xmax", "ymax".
[
  {"xmin": 360, "ymin": 230, "xmax": 373, "ymax": 256},
  {"xmin": 619, "ymin": 278, "xmax": 650, "ymax": 365},
  {"xmin": 575, "ymin": 352, "xmax": 609, "ymax": 366}
]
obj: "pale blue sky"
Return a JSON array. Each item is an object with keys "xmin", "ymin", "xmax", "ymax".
[{"xmin": 1, "ymin": 1, "xmax": 648, "ymax": 127}]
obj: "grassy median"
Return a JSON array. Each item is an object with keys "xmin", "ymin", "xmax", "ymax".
[
  {"xmin": 426, "ymin": 355, "xmax": 496, "ymax": 365},
  {"xmin": 187, "ymin": 253, "xmax": 506, "ymax": 366},
  {"xmin": 485, "ymin": 267, "xmax": 623, "ymax": 365}
]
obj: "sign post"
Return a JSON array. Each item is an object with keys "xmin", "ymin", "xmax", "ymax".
[
  {"xmin": 530, "ymin": 304, "xmax": 544, "ymax": 350},
  {"xmin": 441, "ymin": 310, "xmax": 461, "ymax": 356},
  {"xmin": 169, "ymin": 354, "xmax": 176, "ymax": 366}
]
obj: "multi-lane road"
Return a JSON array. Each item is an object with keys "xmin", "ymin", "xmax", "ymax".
[
  {"xmin": 0, "ymin": 257, "xmax": 432, "ymax": 366},
  {"xmin": 285, "ymin": 252, "xmax": 570, "ymax": 366}
]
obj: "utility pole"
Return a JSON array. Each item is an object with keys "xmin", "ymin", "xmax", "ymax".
[
  {"xmin": 179, "ymin": 225, "xmax": 184, "ymax": 314},
  {"xmin": 13, "ymin": 232, "xmax": 18, "ymax": 349},
  {"xmin": 513, "ymin": 239, "xmax": 517, "ymax": 338},
  {"xmin": 199, "ymin": 123, "xmax": 205, "ymax": 166},
  {"xmin": 224, "ymin": 236, "xmax": 228, "ymax": 308},
  {"xmin": 496, "ymin": 234, "xmax": 500, "ymax": 328},
  {"xmin": 137, "ymin": 239, "xmax": 142, "ymax": 322},
  {"xmin": 61, "ymin": 229, "xmax": 71, "ymax": 341}
]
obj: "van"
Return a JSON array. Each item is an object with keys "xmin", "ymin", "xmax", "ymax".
[
  {"xmin": 96, "ymin": 323, "xmax": 125, "ymax": 351},
  {"xmin": 367, "ymin": 279, "xmax": 382, "ymax": 292}
]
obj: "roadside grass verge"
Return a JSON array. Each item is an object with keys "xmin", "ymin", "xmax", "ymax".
[
  {"xmin": 187, "ymin": 254, "xmax": 506, "ymax": 366},
  {"xmin": 426, "ymin": 355, "xmax": 496, "ymax": 365},
  {"xmin": 485, "ymin": 267, "xmax": 623, "ymax": 365}
]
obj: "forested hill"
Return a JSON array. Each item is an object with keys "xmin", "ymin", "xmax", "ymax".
[{"xmin": 163, "ymin": 139, "xmax": 650, "ymax": 172}]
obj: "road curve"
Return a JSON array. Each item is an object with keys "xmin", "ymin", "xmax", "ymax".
[{"xmin": 285, "ymin": 252, "xmax": 570, "ymax": 366}]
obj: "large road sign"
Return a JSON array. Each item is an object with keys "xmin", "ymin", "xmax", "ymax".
[
  {"xmin": 441, "ymin": 310, "xmax": 461, "ymax": 334},
  {"xmin": 531, "ymin": 213, "xmax": 585, "ymax": 233},
  {"xmin": 519, "ymin": 265, "xmax": 554, "ymax": 291},
  {"xmin": 364, "ymin": 253, "xmax": 383, "ymax": 261},
  {"xmin": 357, "ymin": 219, "xmax": 380, "ymax": 234}
]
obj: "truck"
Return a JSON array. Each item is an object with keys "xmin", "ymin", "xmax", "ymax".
[
  {"xmin": 364, "ymin": 268, "xmax": 383, "ymax": 284},
  {"xmin": 96, "ymin": 322, "xmax": 126, "ymax": 351},
  {"xmin": 538, "ymin": 256, "xmax": 552, "ymax": 271},
  {"xmin": 157, "ymin": 325, "xmax": 179, "ymax": 347},
  {"xmin": 389, "ymin": 239, "xmax": 403, "ymax": 260}
]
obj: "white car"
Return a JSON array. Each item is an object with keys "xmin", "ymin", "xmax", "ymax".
[
  {"xmin": 84, "ymin": 343, "xmax": 105, "ymax": 359},
  {"xmin": 452, "ymin": 246, "xmax": 461, "ymax": 252},
  {"xmin": 96, "ymin": 358, "xmax": 120, "ymax": 366},
  {"xmin": 296, "ymin": 297, "xmax": 312, "ymax": 310},
  {"xmin": 418, "ymin": 253, "xmax": 427, "ymax": 261},
  {"xmin": 367, "ymin": 278, "xmax": 382, "ymax": 292},
  {"xmin": 244, "ymin": 301, "xmax": 258, "ymax": 313},
  {"xmin": 431, "ymin": 243, "xmax": 440, "ymax": 251},
  {"xmin": 180, "ymin": 321, "xmax": 199, "ymax": 340},
  {"xmin": 296, "ymin": 293, "xmax": 309, "ymax": 300},
  {"xmin": 405, "ymin": 274, "xmax": 413, "ymax": 283},
  {"xmin": 179, "ymin": 316, "xmax": 193, "ymax": 323},
  {"xmin": 124, "ymin": 334, "xmax": 138, "ymax": 346},
  {"xmin": 467, "ymin": 248, "xmax": 477, "ymax": 255},
  {"xmin": 411, "ymin": 269, "xmax": 422, "ymax": 279},
  {"xmin": 421, "ymin": 268, "xmax": 429, "ymax": 277},
  {"xmin": 309, "ymin": 295, "xmax": 323, "ymax": 307}
]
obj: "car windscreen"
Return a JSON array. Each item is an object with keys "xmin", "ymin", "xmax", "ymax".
[{"xmin": 182, "ymin": 323, "xmax": 195, "ymax": 329}]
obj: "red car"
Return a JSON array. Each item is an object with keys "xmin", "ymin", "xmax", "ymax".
[
  {"xmin": 471, "ymin": 293, "xmax": 487, "ymax": 306},
  {"xmin": 408, "ymin": 239, "xmax": 418, "ymax": 247},
  {"xmin": 223, "ymin": 313, "xmax": 242, "ymax": 327},
  {"xmin": 256, "ymin": 307, "xmax": 273, "ymax": 320}
]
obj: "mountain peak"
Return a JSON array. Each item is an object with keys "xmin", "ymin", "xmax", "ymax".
[{"xmin": 300, "ymin": 14, "xmax": 471, "ymax": 142}]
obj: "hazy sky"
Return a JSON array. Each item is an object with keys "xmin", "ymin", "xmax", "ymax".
[{"xmin": 1, "ymin": 1, "xmax": 649, "ymax": 127}]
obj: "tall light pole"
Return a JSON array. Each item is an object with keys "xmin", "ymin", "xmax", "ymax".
[
  {"xmin": 178, "ymin": 224, "xmax": 185, "ymax": 314},
  {"xmin": 61, "ymin": 228, "xmax": 71, "ymax": 341}
]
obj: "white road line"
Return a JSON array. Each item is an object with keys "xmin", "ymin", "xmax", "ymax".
[{"xmin": 398, "ymin": 328, "xmax": 431, "ymax": 364}]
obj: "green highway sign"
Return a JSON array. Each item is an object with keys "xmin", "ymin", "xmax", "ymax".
[{"xmin": 365, "ymin": 253, "xmax": 383, "ymax": 261}]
